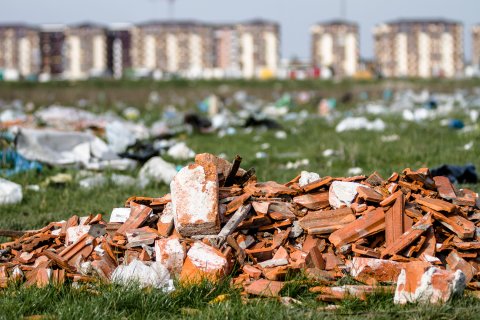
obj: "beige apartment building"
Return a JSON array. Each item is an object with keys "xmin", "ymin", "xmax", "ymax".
[
  {"xmin": 374, "ymin": 19, "xmax": 464, "ymax": 78},
  {"xmin": 234, "ymin": 19, "xmax": 280, "ymax": 78},
  {"xmin": 0, "ymin": 24, "xmax": 40, "ymax": 78},
  {"xmin": 214, "ymin": 24, "xmax": 241, "ymax": 77},
  {"xmin": 132, "ymin": 21, "xmax": 215, "ymax": 77},
  {"xmin": 472, "ymin": 25, "xmax": 480, "ymax": 67},
  {"xmin": 63, "ymin": 23, "xmax": 107, "ymax": 80},
  {"xmin": 311, "ymin": 20, "xmax": 359, "ymax": 78}
]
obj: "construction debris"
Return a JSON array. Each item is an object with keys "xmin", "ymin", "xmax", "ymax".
[{"xmin": 1, "ymin": 154, "xmax": 480, "ymax": 306}]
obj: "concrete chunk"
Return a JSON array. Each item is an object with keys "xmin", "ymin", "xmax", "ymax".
[
  {"xmin": 180, "ymin": 242, "xmax": 228, "ymax": 283},
  {"xmin": 329, "ymin": 181, "xmax": 362, "ymax": 209},
  {"xmin": 171, "ymin": 163, "xmax": 220, "ymax": 236},
  {"xmin": 155, "ymin": 237, "xmax": 185, "ymax": 275},
  {"xmin": 394, "ymin": 266, "xmax": 466, "ymax": 304}
]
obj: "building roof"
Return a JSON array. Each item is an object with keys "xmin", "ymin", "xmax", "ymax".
[
  {"xmin": 0, "ymin": 23, "xmax": 38, "ymax": 30},
  {"xmin": 107, "ymin": 22, "xmax": 134, "ymax": 31},
  {"xmin": 383, "ymin": 18, "xmax": 462, "ymax": 26},
  {"xmin": 69, "ymin": 22, "xmax": 107, "ymax": 29},
  {"xmin": 314, "ymin": 19, "xmax": 358, "ymax": 27},
  {"xmin": 40, "ymin": 24, "xmax": 66, "ymax": 32},
  {"xmin": 139, "ymin": 20, "xmax": 210, "ymax": 28},
  {"xmin": 239, "ymin": 18, "xmax": 279, "ymax": 27}
]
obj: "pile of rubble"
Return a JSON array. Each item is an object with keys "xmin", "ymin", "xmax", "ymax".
[{"xmin": 1, "ymin": 153, "xmax": 479, "ymax": 305}]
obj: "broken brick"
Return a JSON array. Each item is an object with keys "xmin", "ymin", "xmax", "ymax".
[
  {"xmin": 394, "ymin": 266, "xmax": 466, "ymax": 304},
  {"xmin": 329, "ymin": 208, "xmax": 385, "ymax": 247},
  {"xmin": 171, "ymin": 163, "xmax": 220, "ymax": 237},
  {"xmin": 245, "ymin": 279, "xmax": 284, "ymax": 297}
]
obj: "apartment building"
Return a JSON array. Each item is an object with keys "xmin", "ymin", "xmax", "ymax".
[
  {"xmin": 374, "ymin": 19, "xmax": 464, "ymax": 78},
  {"xmin": 63, "ymin": 23, "xmax": 107, "ymax": 80},
  {"xmin": 235, "ymin": 19, "xmax": 280, "ymax": 78},
  {"xmin": 132, "ymin": 20, "xmax": 215, "ymax": 77},
  {"xmin": 0, "ymin": 24, "xmax": 40, "ymax": 79},
  {"xmin": 311, "ymin": 20, "xmax": 359, "ymax": 78},
  {"xmin": 472, "ymin": 25, "xmax": 480, "ymax": 67},
  {"xmin": 39, "ymin": 25, "xmax": 66, "ymax": 77},
  {"xmin": 214, "ymin": 24, "xmax": 241, "ymax": 77},
  {"xmin": 106, "ymin": 23, "xmax": 134, "ymax": 79},
  {"xmin": 0, "ymin": 19, "xmax": 281, "ymax": 80}
]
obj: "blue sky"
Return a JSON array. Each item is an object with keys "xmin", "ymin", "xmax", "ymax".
[{"xmin": 2, "ymin": 0, "xmax": 479, "ymax": 60}]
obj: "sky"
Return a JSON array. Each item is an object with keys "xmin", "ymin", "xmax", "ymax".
[{"xmin": 2, "ymin": 0, "xmax": 479, "ymax": 61}]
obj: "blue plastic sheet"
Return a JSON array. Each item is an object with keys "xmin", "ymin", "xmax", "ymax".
[{"xmin": 0, "ymin": 149, "xmax": 42, "ymax": 176}]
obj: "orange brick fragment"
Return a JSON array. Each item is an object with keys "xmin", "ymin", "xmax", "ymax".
[
  {"xmin": 293, "ymin": 192, "xmax": 329, "ymax": 210},
  {"xmin": 299, "ymin": 207, "xmax": 355, "ymax": 235},
  {"xmin": 415, "ymin": 197, "xmax": 456, "ymax": 213},
  {"xmin": 381, "ymin": 213, "xmax": 432, "ymax": 258},
  {"xmin": 116, "ymin": 204, "xmax": 152, "ymax": 236},
  {"xmin": 245, "ymin": 279, "xmax": 284, "ymax": 297},
  {"xmin": 329, "ymin": 208, "xmax": 385, "ymax": 247}
]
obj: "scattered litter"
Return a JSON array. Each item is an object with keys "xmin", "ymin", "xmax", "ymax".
[
  {"xmin": 335, "ymin": 117, "xmax": 386, "ymax": 133},
  {"xmin": 347, "ymin": 167, "xmax": 363, "ymax": 176},
  {"xmin": 0, "ymin": 178, "xmax": 22, "ymax": 205},
  {"xmin": 255, "ymin": 152, "xmax": 268, "ymax": 159},
  {"xmin": 111, "ymin": 174, "xmax": 137, "ymax": 187},
  {"xmin": 381, "ymin": 135, "xmax": 400, "ymax": 143},
  {"xmin": 282, "ymin": 159, "xmax": 309, "ymax": 170},
  {"xmin": 431, "ymin": 164, "xmax": 478, "ymax": 184},
  {"xmin": 275, "ymin": 131, "xmax": 288, "ymax": 139},
  {"xmin": 138, "ymin": 157, "xmax": 178, "ymax": 186},
  {"xmin": 167, "ymin": 142, "xmax": 195, "ymax": 160},
  {"xmin": 0, "ymin": 150, "xmax": 42, "ymax": 176},
  {"xmin": 78, "ymin": 175, "xmax": 108, "ymax": 190},
  {"xmin": 111, "ymin": 260, "xmax": 173, "ymax": 291},
  {"xmin": 322, "ymin": 149, "xmax": 337, "ymax": 157}
]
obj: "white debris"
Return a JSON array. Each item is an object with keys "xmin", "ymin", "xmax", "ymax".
[
  {"xmin": 167, "ymin": 142, "xmax": 195, "ymax": 160},
  {"xmin": 335, "ymin": 117, "xmax": 386, "ymax": 133},
  {"xmin": 138, "ymin": 156, "xmax": 177, "ymax": 186},
  {"xmin": 78, "ymin": 175, "xmax": 108, "ymax": 190},
  {"xmin": 16, "ymin": 128, "xmax": 93, "ymax": 166},
  {"xmin": 258, "ymin": 258, "xmax": 289, "ymax": 268},
  {"xmin": 394, "ymin": 267, "xmax": 466, "ymax": 304},
  {"xmin": 171, "ymin": 164, "xmax": 219, "ymax": 236},
  {"xmin": 65, "ymin": 225, "xmax": 91, "ymax": 245},
  {"xmin": 289, "ymin": 221, "xmax": 304, "ymax": 238},
  {"xmin": 284, "ymin": 159, "xmax": 309, "ymax": 170},
  {"xmin": 187, "ymin": 242, "xmax": 228, "ymax": 273},
  {"xmin": 26, "ymin": 185, "xmax": 40, "ymax": 192},
  {"xmin": 112, "ymin": 259, "xmax": 173, "ymax": 291},
  {"xmin": 329, "ymin": 181, "xmax": 361, "ymax": 209},
  {"xmin": 381, "ymin": 134, "xmax": 400, "ymax": 143},
  {"xmin": 322, "ymin": 149, "xmax": 336, "ymax": 157},
  {"xmin": 464, "ymin": 141, "xmax": 474, "ymax": 151},
  {"xmin": 110, "ymin": 174, "xmax": 137, "ymax": 187},
  {"xmin": 123, "ymin": 106, "xmax": 140, "ymax": 120},
  {"xmin": 0, "ymin": 178, "xmax": 23, "ymax": 205},
  {"xmin": 155, "ymin": 238, "xmax": 185, "ymax": 275},
  {"xmin": 105, "ymin": 121, "xmax": 137, "ymax": 154},
  {"xmin": 299, "ymin": 171, "xmax": 321, "ymax": 187},
  {"xmin": 110, "ymin": 208, "xmax": 132, "ymax": 223},
  {"xmin": 347, "ymin": 167, "xmax": 363, "ymax": 175},
  {"xmin": 255, "ymin": 152, "xmax": 268, "ymax": 159},
  {"xmin": 260, "ymin": 143, "xmax": 271, "ymax": 150},
  {"xmin": 275, "ymin": 131, "xmax": 288, "ymax": 139}
]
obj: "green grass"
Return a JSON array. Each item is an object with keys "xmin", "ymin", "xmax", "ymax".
[
  {"xmin": 2, "ymin": 81, "xmax": 480, "ymax": 318},
  {"xmin": 1, "ymin": 280, "xmax": 480, "ymax": 319}
]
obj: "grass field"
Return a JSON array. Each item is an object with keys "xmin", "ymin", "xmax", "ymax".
[{"xmin": 1, "ymin": 80, "xmax": 480, "ymax": 319}]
